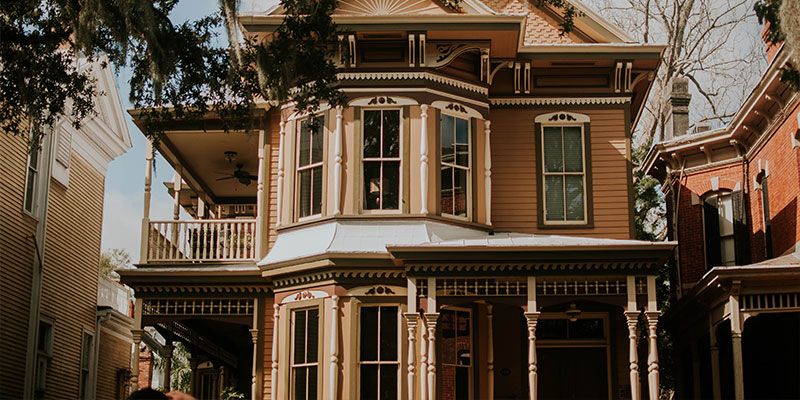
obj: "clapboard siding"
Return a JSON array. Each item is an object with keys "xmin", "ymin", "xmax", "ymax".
[
  {"xmin": 261, "ymin": 297, "xmax": 275, "ymax": 399},
  {"xmin": 39, "ymin": 151, "xmax": 106, "ymax": 399},
  {"xmin": 96, "ymin": 329, "xmax": 133, "ymax": 400},
  {"xmin": 268, "ymin": 112, "xmax": 281, "ymax": 251},
  {"xmin": 490, "ymin": 108, "xmax": 632, "ymax": 238},
  {"xmin": 0, "ymin": 131, "xmax": 37, "ymax": 399}
]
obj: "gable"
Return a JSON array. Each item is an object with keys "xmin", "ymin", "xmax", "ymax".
[{"xmin": 336, "ymin": 0, "xmax": 449, "ymax": 15}]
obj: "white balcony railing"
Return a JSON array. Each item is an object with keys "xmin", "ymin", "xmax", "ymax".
[{"xmin": 146, "ymin": 219, "xmax": 257, "ymax": 262}]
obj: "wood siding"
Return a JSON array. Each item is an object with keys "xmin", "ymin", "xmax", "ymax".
[
  {"xmin": 96, "ymin": 328, "xmax": 133, "ymax": 400},
  {"xmin": 490, "ymin": 108, "xmax": 632, "ymax": 238},
  {"xmin": 0, "ymin": 131, "xmax": 37, "ymax": 399}
]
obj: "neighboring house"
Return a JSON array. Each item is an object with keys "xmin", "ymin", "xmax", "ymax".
[
  {"xmin": 644, "ymin": 42, "xmax": 800, "ymax": 398},
  {"xmin": 0, "ymin": 58, "xmax": 132, "ymax": 399},
  {"xmin": 120, "ymin": 1, "xmax": 675, "ymax": 400}
]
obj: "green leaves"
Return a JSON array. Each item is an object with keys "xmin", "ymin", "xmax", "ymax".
[{"xmin": 755, "ymin": 0, "xmax": 800, "ymax": 90}]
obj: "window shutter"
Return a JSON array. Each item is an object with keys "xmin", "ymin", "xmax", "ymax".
[
  {"xmin": 704, "ymin": 199, "xmax": 722, "ymax": 269},
  {"xmin": 731, "ymin": 190, "xmax": 750, "ymax": 265},
  {"xmin": 56, "ymin": 127, "xmax": 71, "ymax": 168}
]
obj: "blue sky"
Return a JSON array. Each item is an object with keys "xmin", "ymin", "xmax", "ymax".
[{"xmin": 100, "ymin": 0, "xmax": 275, "ymax": 261}]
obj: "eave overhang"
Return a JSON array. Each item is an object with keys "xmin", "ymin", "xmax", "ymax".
[{"xmin": 240, "ymin": 13, "xmax": 526, "ymax": 33}]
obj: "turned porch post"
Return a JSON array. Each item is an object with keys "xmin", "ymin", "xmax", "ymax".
[
  {"xmin": 709, "ymin": 316, "xmax": 721, "ymax": 400},
  {"xmin": 271, "ymin": 304, "xmax": 279, "ymax": 400},
  {"xmin": 487, "ymin": 304, "xmax": 495, "ymax": 400},
  {"xmin": 525, "ymin": 276, "xmax": 540, "ymax": 400},
  {"xmin": 729, "ymin": 282, "xmax": 745, "ymax": 400},
  {"xmin": 405, "ymin": 278, "xmax": 418, "ymax": 400},
  {"xmin": 276, "ymin": 120, "xmax": 286, "ymax": 227},
  {"xmin": 645, "ymin": 275, "xmax": 660, "ymax": 400},
  {"xmin": 484, "ymin": 120, "xmax": 492, "ymax": 225},
  {"xmin": 250, "ymin": 298, "xmax": 261, "ymax": 400},
  {"xmin": 333, "ymin": 106, "xmax": 344, "ymax": 215},
  {"xmin": 420, "ymin": 312, "xmax": 428, "ymax": 400},
  {"xmin": 255, "ymin": 129, "xmax": 268, "ymax": 260},
  {"xmin": 626, "ymin": 275, "xmax": 642, "ymax": 400},
  {"xmin": 130, "ymin": 298, "xmax": 143, "ymax": 395},
  {"xmin": 140, "ymin": 141, "xmax": 154, "ymax": 263},
  {"xmin": 420, "ymin": 105, "xmax": 430, "ymax": 214},
  {"xmin": 163, "ymin": 343, "xmax": 174, "ymax": 391},
  {"xmin": 329, "ymin": 296, "xmax": 340, "ymax": 400},
  {"xmin": 424, "ymin": 277, "xmax": 438, "ymax": 400}
]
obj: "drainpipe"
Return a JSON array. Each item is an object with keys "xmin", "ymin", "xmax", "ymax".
[
  {"xmin": 23, "ymin": 129, "xmax": 56, "ymax": 399},
  {"xmin": 92, "ymin": 308, "xmax": 114, "ymax": 400}
]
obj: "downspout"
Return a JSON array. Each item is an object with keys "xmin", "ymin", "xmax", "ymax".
[
  {"xmin": 93, "ymin": 308, "xmax": 114, "ymax": 400},
  {"xmin": 23, "ymin": 129, "xmax": 56, "ymax": 399},
  {"xmin": 670, "ymin": 159, "xmax": 687, "ymax": 297}
]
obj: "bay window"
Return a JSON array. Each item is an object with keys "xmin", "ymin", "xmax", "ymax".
[
  {"xmin": 297, "ymin": 118, "xmax": 324, "ymax": 219},
  {"xmin": 441, "ymin": 114, "xmax": 470, "ymax": 217},
  {"xmin": 363, "ymin": 110, "xmax": 401, "ymax": 211}
]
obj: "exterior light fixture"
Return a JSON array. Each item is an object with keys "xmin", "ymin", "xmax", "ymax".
[
  {"xmin": 224, "ymin": 151, "xmax": 238, "ymax": 164},
  {"xmin": 565, "ymin": 303, "xmax": 582, "ymax": 322}
]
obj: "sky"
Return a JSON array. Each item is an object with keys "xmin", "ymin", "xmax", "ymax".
[{"xmin": 99, "ymin": 0, "xmax": 276, "ymax": 262}]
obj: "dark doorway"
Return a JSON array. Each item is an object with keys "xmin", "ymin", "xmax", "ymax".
[
  {"xmin": 538, "ymin": 347, "xmax": 609, "ymax": 400},
  {"xmin": 491, "ymin": 304, "xmax": 527, "ymax": 400}
]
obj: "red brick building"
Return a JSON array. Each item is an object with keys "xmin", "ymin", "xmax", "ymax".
[{"xmin": 644, "ymin": 43, "xmax": 800, "ymax": 399}]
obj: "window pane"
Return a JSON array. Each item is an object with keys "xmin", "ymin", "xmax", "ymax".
[
  {"xmin": 718, "ymin": 195, "xmax": 734, "ymax": 236},
  {"xmin": 563, "ymin": 127, "xmax": 583, "ymax": 172},
  {"xmin": 565, "ymin": 175, "xmax": 584, "ymax": 221},
  {"xmin": 29, "ymin": 149, "xmax": 39, "ymax": 169},
  {"xmin": 380, "ymin": 307, "xmax": 398, "ymax": 361},
  {"xmin": 307, "ymin": 309, "xmax": 318, "ymax": 363},
  {"xmin": 543, "ymin": 127, "xmax": 563, "ymax": 172},
  {"xmin": 382, "ymin": 162, "xmax": 400, "ymax": 210},
  {"xmin": 25, "ymin": 170, "xmax": 36, "ymax": 212},
  {"xmin": 721, "ymin": 237, "xmax": 736, "ymax": 266},
  {"xmin": 294, "ymin": 310, "xmax": 306, "ymax": 365},
  {"xmin": 312, "ymin": 167, "xmax": 322, "ymax": 215},
  {"xmin": 294, "ymin": 367, "xmax": 307, "ymax": 400},
  {"xmin": 441, "ymin": 167, "xmax": 453, "ymax": 215},
  {"xmin": 311, "ymin": 121, "xmax": 323, "ymax": 164},
  {"xmin": 299, "ymin": 170, "xmax": 311, "ymax": 217},
  {"xmin": 545, "ymin": 175, "xmax": 564, "ymax": 221},
  {"xmin": 441, "ymin": 115, "xmax": 454, "ymax": 164},
  {"xmin": 456, "ymin": 311, "xmax": 470, "ymax": 366},
  {"xmin": 308, "ymin": 366, "xmax": 317, "ymax": 400},
  {"xmin": 299, "ymin": 123, "xmax": 311, "ymax": 167},
  {"xmin": 383, "ymin": 110, "xmax": 400, "ymax": 158},
  {"xmin": 537, "ymin": 319, "xmax": 568, "ymax": 340},
  {"xmin": 455, "ymin": 143, "xmax": 469, "ymax": 168},
  {"xmin": 440, "ymin": 310, "xmax": 456, "ymax": 364},
  {"xmin": 360, "ymin": 307, "xmax": 378, "ymax": 361},
  {"xmin": 360, "ymin": 365, "xmax": 378, "ymax": 399},
  {"xmin": 453, "ymin": 168, "xmax": 468, "ymax": 217},
  {"xmin": 379, "ymin": 364, "xmax": 398, "ymax": 400},
  {"xmin": 364, "ymin": 161, "xmax": 381, "ymax": 210},
  {"xmin": 569, "ymin": 318, "xmax": 604, "ymax": 339},
  {"xmin": 455, "ymin": 366, "xmax": 469, "ymax": 400},
  {"xmin": 455, "ymin": 117, "xmax": 469, "ymax": 145},
  {"xmin": 364, "ymin": 111, "xmax": 381, "ymax": 158}
]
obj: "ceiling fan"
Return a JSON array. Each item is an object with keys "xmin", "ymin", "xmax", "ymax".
[{"xmin": 216, "ymin": 163, "xmax": 258, "ymax": 186}]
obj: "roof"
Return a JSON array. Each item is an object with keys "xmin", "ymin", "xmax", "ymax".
[{"xmin": 388, "ymin": 231, "xmax": 676, "ymax": 251}]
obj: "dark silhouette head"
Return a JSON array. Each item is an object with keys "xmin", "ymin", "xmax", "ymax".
[{"xmin": 128, "ymin": 388, "xmax": 169, "ymax": 400}]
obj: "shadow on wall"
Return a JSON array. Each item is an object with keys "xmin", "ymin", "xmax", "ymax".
[{"xmin": 771, "ymin": 198, "xmax": 797, "ymax": 256}]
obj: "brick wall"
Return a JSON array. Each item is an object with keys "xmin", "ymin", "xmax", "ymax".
[{"xmin": 138, "ymin": 346, "xmax": 154, "ymax": 389}]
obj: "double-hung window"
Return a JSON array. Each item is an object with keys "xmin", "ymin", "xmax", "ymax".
[
  {"xmin": 359, "ymin": 305, "xmax": 399, "ymax": 399},
  {"xmin": 541, "ymin": 122, "xmax": 587, "ymax": 224},
  {"xmin": 79, "ymin": 331, "xmax": 94, "ymax": 399},
  {"xmin": 440, "ymin": 308, "xmax": 472, "ymax": 400},
  {"xmin": 297, "ymin": 118, "xmax": 324, "ymax": 219},
  {"xmin": 292, "ymin": 308, "xmax": 319, "ymax": 400},
  {"xmin": 24, "ymin": 140, "xmax": 42, "ymax": 214},
  {"xmin": 441, "ymin": 114, "xmax": 470, "ymax": 217},
  {"xmin": 363, "ymin": 110, "xmax": 401, "ymax": 211}
]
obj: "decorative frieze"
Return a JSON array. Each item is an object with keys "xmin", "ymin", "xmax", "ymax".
[
  {"xmin": 338, "ymin": 71, "xmax": 489, "ymax": 95},
  {"xmin": 490, "ymin": 97, "xmax": 631, "ymax": 106},
  {"xmin": 142, "ymin": 298, "xmax": 255, "ymax": 316}
]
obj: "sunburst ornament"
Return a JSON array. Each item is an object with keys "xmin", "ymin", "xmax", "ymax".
[{"xmin": 337, "ymin": 0, "xmax": 446, "ymax": 15}]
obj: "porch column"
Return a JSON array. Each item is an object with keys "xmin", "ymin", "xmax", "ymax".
[
  {"xmin": 487, "ymin": 304, "xmax": 494, "ymax": 400},
  {"xmin": 729, "ymin": 283, "xmax": 744, "ymax": 400},
  {"xmin": 333, "ymin": 106, "xmax": 344, "ymax": 215},
  {"xmin": 419, "ymin": 314, "xmax": 428, "ymax": 400},
  {"xmin": 130, "ymin": 298, "xmax": 143, "ymax": 394},
  {"xmin": 140, "ymin": 141, "xmax": 154, "ymax": 263},
  {"xmin": 709, "ymin": 317, "xmax": 721, "ymax": 400},
  {"xmin": 329, "ymin": 296, "xmax": 340, "ymax": 400},
  {"xmin": 250, "ymin": 297, "xmax": 261, "ymax": 400},
  {"xmin": 163, "ymin": 343, "xmax": 174, "ymax": 391},
  {"xmin": 255, "ymin": 129, "xmax": 268, "ymax": 260},
  {"xmin": 271, "ymin": 304, "xmax": 279, "ymax": 400},
  {"xmin": 525, "ymin": 276, "xmax": 539, "ymax": 400},
  {"xmin": 405, "ymin": 278, "xmax": 418, "ymax": 400},
  {"xmin": 645, "ymin": 276, "xmax": 660, "ymax": 400},
  {"xmin": 276, "ymin": 120, "xmax": 286, "ymax": 227},
  {"xmin": 424, "ymin": 277, "xmax": 438, "ymax": 400},
  {"xmin": 484, "ymin": 120, "xmax": 492, "ymax": 225},
  {"xmin": 172, "ymin": 171, "xmax": 181, "ymax": 221},
  {"xmin": 625, "ymin": 275, "xmax": 642, "ymax": 400},
  {"xmin": 419, "ymin": 104, "xmax": 429, "ymax": 214}
]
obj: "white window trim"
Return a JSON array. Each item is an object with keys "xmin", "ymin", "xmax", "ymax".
[
  {"xmin": 34, "ymin": 317, "xmax": 55, "ymax": 393},
  {"xmin": 295, "ymin": 117, "xmax": 325, "ymax": 221},
  {"xmin": 440, "ymin": 111, "xmax": 472, "ymax": 221},
  {"xmin": 290, "ymin": 306, "xmax": 322, "ymax": 400},
  {"xmin": 79, "ymin": 329, "xmax": 95, "ymax": 400},
  {"xmin": 356, "ymin": 304, "xmax": 402, "ymax": 400},
  {"xmin": 438, "ymin": 306, "xmax": 474, "ymax": 400},
  {"xmin": 538, "ymin": 119, "xmax": 588, "ymax": 226},
  {"xmin": 23, "ymin": 137, "xmax": 43, "ymax": 217},
  {"xmin": 361, "ymin": 107, "xmax": 404, "ymax": 214}
]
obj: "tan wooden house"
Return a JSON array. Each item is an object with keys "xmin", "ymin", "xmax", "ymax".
[
  {"xmin": 120, "ymin": 1, "xmax": 675, "ymax": 399},
  {"xmin": 0, "ymin": 57, "xmax": 133, "ymax": 399}
]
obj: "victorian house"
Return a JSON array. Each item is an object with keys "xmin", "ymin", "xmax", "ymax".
[
  {"xmin": 643, "ymin": 41, "xmax": 800, "ymax": 399},
  {"xmin": 120, "ymin": 0, "xmax": 675, "ymax": 399},
  {"xmin": 0, "ymin": 57, "xmax": 133, "ymax": 400}
]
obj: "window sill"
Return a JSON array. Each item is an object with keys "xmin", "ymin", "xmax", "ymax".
[{"xmin": 537, "ymin": 221, "xmax": 594, "ymax": 229}]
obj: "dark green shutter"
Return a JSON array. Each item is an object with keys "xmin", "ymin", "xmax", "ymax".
[
  {"xmin": 731, "ymin": 190, "xmax": 750, "ymax": 265},
  {"xmin": 704, "ymin": 198, "xmax": 722, "ymax": 269},
  {"xmin": 762, "ymin": 177, "xmax": 773, "ymax": 258}
]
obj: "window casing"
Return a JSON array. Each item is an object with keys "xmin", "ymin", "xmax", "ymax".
[
  {"xmin": 35, "ymin": 319, "xmax": 54, "ymax": 393},
  {"xmin": 541, "ymin": 125, "xmax": 587, "ymax": 224},
  {"xmin": 24, "ymin": 141, "xmax": 42, "ymax": 215},
  {"xmin": 363, "ymin": 109, "xmax": 402, "ymax": 212},
  {"xmin": 440, "ymin": 114, "xmax": 471, "ymax": 218},
  {"xmin": 291, "ymin": 308, "xmax": 319, "ymax": 400},
  {"xmin": 703, "ymin": 192, "xmax": 736, "ymax": 267},
  {"xmin": 440, "ymin": 308, "xmax": 472, "ymax": 400},
  {"xmin": 296, "ymin": 118, "xmax": 324, "ymax": 219},
  {"xmin": 79, "ymin": 331, "xmax": 94, "ymax": 399},
  {"xmin": 358, "ymin": 305, "xmax": 400, "ymax": 399}
]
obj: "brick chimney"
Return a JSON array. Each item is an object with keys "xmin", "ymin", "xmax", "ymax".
[{"xmin": 662, "ymin": 77, "xmax": 691, "ymax": 141}]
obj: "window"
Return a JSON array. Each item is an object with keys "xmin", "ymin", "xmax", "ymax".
[
  {"xmin": 79, "ymin": 331, "xmax": 94, "ymax": 399},
  {"xmin": 359, "ymin": 306, "xmax": 399, "ymax": 399},
  {"xmin": 24, "ymin": 141, "xmax": 42, "ymax": 214},
  {"xmin": 363, "ymin": 110, "xmax": 401, "ymax": 211},
  {"xmin": 703, "ymin": 192, "xmax": 736, "ymax": 267},
  {"xmin": 441, "ymin": 114, "xmax": 470, "ymax": 217},
  {"xmin": 759, "ymin": 174, "xmax": 773, "ymax": 258},
  {"xmin": 292, "ymin": 308, "xmax": 319, "ymax": 400},
  {"xmin": 537, "ymin": 318, "xmax": 605, "ymax": 340},
  {"xmin": 296, "ymin": 118, "xmax": 324, "ymax": 219},
  {"xmin": 542, "ymin": 125, "xmax": 586, "ymax": 223},
  {"xmin": 440, "ymin": 308, "xmax": 471, "ymax": 400},
  {"xmin": 34, "ymin": 319, "xmax": 54, "ymax": 392}
]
